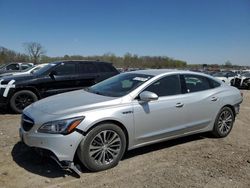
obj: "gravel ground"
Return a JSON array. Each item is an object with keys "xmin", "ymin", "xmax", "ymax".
[{"xmin": 0, "ymin": 90, "xmax": 250, "ymax": 188}]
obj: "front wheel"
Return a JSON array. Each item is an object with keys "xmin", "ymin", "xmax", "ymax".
[
  {"xmin": 212, "ymin": 107, "xmax": 235, "ymax": 138},
  {"xmin": 77, "ymin": 123, "xmax": 126, "ymax": 171},
  {"xmin": 10, "ymin": 90, "xmax": 38, "ymax": 113}
]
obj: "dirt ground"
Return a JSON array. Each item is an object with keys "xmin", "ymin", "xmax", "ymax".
[{"xmin": 0, "ymin": 91, "xmax": 250, "ymax": 188}]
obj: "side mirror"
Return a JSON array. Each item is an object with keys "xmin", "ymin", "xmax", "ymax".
[
  {"xmin": 49, "ymin": 70, "xmax": 57, "ymax": 80},
  {"xmin": 139, "ymin": 91, "xmax": 158, "ymax": 102}
]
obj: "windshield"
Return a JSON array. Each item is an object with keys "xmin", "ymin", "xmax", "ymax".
[
  {"xmin": 33, "ymin": 63, "xmax": 57, "ymax": 76},
  {"xmin": 88, "ymin": 73, "xmax": 153, "ymax": 97}
]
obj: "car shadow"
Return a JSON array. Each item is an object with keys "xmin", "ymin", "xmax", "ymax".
[
  {"xmin": 12, "ymin": 133, "xmax": 211, "ymax": 178},
  {"xmin": 0, "ymin": 107, "xmax": 14, "ymax": 114}
]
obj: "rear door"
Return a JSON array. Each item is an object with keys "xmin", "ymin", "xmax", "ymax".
[
  {"xmin": 75, "ymin": 62, "xmax": 100, "ymax": 88},
  {"xmin": 179, "ymin": 74, "xmax": 221, "ymax": 132}
]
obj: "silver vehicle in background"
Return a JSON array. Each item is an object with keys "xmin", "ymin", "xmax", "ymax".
[
  {"xmin": 20, "ymin": 69, "xmax": 243, "ymax": 174},
  {"xmin": 0, "ymin": 63, "xmax": 48, "ymax": 77},
  {"xmin": 213, "ymin": 71, "xmax": 238, "ymax": 85}
]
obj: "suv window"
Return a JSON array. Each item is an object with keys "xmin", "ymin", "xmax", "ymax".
[
  {"xmin": 184, "ymin": 75, "xmax": 211, "ymax": 93},
  {"xmin": 227, "ymin": 72, "xmax": 236, "ymax": 77},
  {"xmin": 21, "ymin": 64, "xmax": 30, "ymax": 70},
  {"xmin": 144, "ymin": 75, "xmax": 181, "ymax": 97},
  {"xmin": 79, "ymin": 63, "xmax": 97, "ymax": 73},
  {"xmin": 6, "ymin": 64, "xmax": 19, "ymax": 70},
  {"xmin": 98, "ymin": 63, "xmax": 116, "ymax": 72},
  {"xmin": 54, "ymin": 63, "xmax": 76, "ymax": 75}
]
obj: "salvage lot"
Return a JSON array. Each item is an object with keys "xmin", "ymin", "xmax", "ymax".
[{"xmin": 0, "ymin": 91, "xmax": 250, "ymax": 188}]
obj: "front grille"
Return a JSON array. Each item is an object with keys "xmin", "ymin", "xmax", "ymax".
[{"xmin": 22, "ymin": 114, "xmax": 34, "ymax": 132}]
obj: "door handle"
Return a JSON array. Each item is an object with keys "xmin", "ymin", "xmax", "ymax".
[
  {"xmin": 176, "ymin": 103, "xmax": 184, "ymax": 108},
  {"xmin": 211, "ymin": 97, "xmax": 218, "ymax": 101}
]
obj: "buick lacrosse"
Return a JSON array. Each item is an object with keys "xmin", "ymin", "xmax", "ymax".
[{"xmin": 20, "ymin": 69, "xmax": 243, "ymax": 174}]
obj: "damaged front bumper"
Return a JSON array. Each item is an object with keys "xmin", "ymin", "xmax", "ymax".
[{"xmin": 19, "ymin": 127, "xmax": 84, "ymax": 176}]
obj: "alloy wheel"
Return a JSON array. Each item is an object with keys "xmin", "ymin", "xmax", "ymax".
[
  {"xmin": 89, "ymin": 130, "xmax": 121, "ymax": 165},
  {"xmin": 217, "ymin": 110, "xmax": 233, "ymax": 135}
]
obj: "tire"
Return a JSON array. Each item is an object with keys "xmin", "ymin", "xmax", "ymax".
[
  {"xmin": 212, "ymin": 107, "xmax": 235, "ymax": 138},
  {"xmin": 10, "ymin": 90, "xmax": 38, "ymax": 113},
  {"xmin": 77, "ymin": 123, "xmax": 126, "ymax": 172}
]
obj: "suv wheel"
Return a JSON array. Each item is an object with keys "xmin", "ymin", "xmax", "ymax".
[
  {"xmin": 10, "ymin": 90, "xmax": 38, "ymax": 113},
  {"xmin": 77, "ymin": 123, "xmax": 126, "ymax": 171}
]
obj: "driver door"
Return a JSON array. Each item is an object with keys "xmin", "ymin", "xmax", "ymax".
[
  {"xmin": 38, "ymin": 62, "xmax": 78, "ymax": 97},
  {"xmin": 132, "ymin": 74, "xmax": 188, "ymax": 144}
]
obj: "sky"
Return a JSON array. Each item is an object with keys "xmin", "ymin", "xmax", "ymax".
[{"xmin": 0, "ymin": 0, "xmax": 250, "ymax": 65}]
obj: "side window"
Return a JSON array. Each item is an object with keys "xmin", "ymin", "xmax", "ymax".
[
  {"xmin": 227, "ymin": 72, "xmax": 236, "ymax": 77},
  {"xmin": 21, "ymin": 64, "xmax": 30, "ymax": 70},
  {"xmin": 184, "ymin": 75, "xmax": 211, "ymax": 93},
  {"xmin": 6, "ymin": 64, "xmax": 19, "ymax": 70},
  {"xmin": 209, "ymin": 78, "xmax": 221, "ymax": 88},
  {"xmin": 98, "ymin": 63, "xmax": 116, "ymax": 72},
  {"xmin": 54, "ymin": 63, "xmax": 76, "ymax": 75},
  {"xmin": 79, "ymin": 63, "xmax": 97, "ymax": 73},
  {"xmin": 144, "ymin": 75, "xmax": 181, "ymax": 97}
]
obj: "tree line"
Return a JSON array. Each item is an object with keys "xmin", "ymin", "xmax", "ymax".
[
  {"xmin": 0, "ymin": 43, "xmax": 187, "ymax": 68},
  {"xmin": 0, "ymin": 42, "xmax": 248, "ymax": 69}
]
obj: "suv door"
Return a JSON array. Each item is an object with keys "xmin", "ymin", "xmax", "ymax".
[
  {"xmin": 37, "ymin": 62, "xmax": 78, "ymax": 97},
  {"xmin": 75, "ymin": 62, "xmax": 100, "ymax": 88},
  {"xmin": 133, "ymin": 74, "xmax": 188, "ymax": 144}
]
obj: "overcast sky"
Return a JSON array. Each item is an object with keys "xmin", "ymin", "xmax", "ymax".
[{"xmin": 0, "ymin": 0, "xmax": 250, "ymax": 65}]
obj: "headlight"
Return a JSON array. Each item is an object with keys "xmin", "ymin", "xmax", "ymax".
[{"xmin": 38, "ymin": 117, "xmax": 84, "ymax": 134}]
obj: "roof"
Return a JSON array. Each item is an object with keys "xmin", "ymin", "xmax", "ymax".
[
  {"xmin": 50, "ymin": 60, "xmax": 111, "ymax": 65},
  {"xmin": 128, "ymin": 69, "xmax": 191, "ymax": 76}
]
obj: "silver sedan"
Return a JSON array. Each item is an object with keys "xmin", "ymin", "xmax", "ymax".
[{"xmin": 20, "ymin": 69, "xmax": 243, "ymax": 173}]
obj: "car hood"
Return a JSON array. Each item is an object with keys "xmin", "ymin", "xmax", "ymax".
[
  {"xmin": 29, "ymin": 89, "xmax": 121, "ymax": 115},
  {"xmin": 0, "ymin": 74, "xmax": 35, "ymax": 83}
]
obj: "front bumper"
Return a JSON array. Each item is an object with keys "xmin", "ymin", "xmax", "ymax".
[{"xmin": 19, "ymin": 127, "xmax": 84, "ymax": 162}]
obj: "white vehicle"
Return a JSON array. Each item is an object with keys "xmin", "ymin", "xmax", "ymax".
[
  {"xmin": 0, "ymin": 63, "xmax": 48, "ymax": 77},
  {"xmin": 213, "ymin": 72, "xmax": 238, "ymax": 85}
]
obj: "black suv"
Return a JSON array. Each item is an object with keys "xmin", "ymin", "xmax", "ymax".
[{"xmin": 0, "ymin": 60, "xmax": 119, "ymax": 113}]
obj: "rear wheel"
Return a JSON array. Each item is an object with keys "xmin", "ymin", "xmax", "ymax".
[
  {"xmin": 212, "ymin": 107, "xmax": 235, "ymax": 138},
  {"xmin": 77, "ymin": 123, "xmax": 126, "ymax": 171},
  {"xmin": 10, "ymin": 90, "xmax": 38, "ymax": 113}
]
